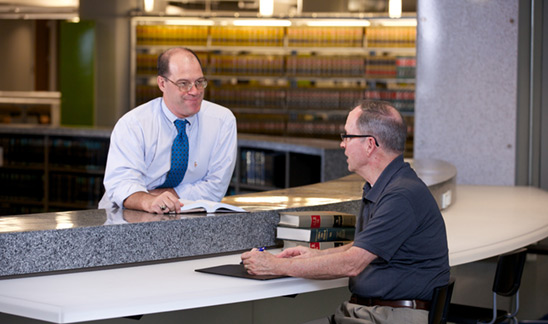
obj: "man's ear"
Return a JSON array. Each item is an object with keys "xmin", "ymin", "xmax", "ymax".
[
  {"xmin": 363, "ymin": 137, "xmax": 377, "ymax": 156},
  {"xmin": 157, "ymin": 76, "xmax": 166, "ymax": 92}
]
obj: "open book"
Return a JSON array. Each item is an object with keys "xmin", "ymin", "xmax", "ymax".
[{"xmin": 178, "ymin": 199, "xmax": 247, "ymax": 213}]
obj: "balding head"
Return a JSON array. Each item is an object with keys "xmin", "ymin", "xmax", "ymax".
[
  {"xmin": 355, "ymin": 100, "xmax": 407, "ymax": 155},
  {"xmin": 157, "ymin": 47, "xmax": 203, "ymax": 77}
]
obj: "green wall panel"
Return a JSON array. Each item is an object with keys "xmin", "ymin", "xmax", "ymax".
[{"xmin": 59, "ymin": 21, "xmax": 95, "ymax": 126}]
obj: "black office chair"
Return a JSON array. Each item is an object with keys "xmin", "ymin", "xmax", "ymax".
[
  {"xmin": 447, "ymin": 248, "xmax": 527, "ymax": 324},
  {"xmin": 515, "ymin": 244, "xmax": 548, "ymax": 324},
  {"xmin": 429, "ymin": 277, "xmax": 456, "ymax": 324}
]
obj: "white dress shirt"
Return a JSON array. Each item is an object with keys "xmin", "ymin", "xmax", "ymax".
[{"xmin": 99, "ymin": 98, "xmax": 237, "ymax": 209}]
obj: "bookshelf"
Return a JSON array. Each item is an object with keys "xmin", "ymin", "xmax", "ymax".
[
  {"xmin": 0, "ymin": 126, "xmax": 110, "ymax": 216},
  {"xmin": 0, "ymin": 127, "xmax": 347, "ymax": 215},
  {"xmin": 130, "ymin": 16, "xmax": 416, "ymax": 156},
  {"xmin": 233, "ymin": 134, "xmax": 348, "ymax": 195}
]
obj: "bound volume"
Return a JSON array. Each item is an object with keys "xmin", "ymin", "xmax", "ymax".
[
  {"xmin": 278, "ymin": 210, "xmax": 356, "ymax": 228},
  {"xmin": 277, "ymin": 226, "xmax": 355, "ymax": 242},
  {"xmin": 277, "ymin": 210, "xmax": 356, "ymax": 248}
]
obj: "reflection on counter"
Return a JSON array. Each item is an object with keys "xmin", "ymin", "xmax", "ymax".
[{"xmin": 104, "ymin": 208, "xmax": 205, "ymax": 224}]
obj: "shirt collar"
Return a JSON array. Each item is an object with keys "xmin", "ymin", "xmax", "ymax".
[
  {"xmin": 363, "ymin": 154, "xmax": 406, "ymax": 203},
  {"xmin": 161, "ymin": 98, "xmax": 197, "ymax": 127}
]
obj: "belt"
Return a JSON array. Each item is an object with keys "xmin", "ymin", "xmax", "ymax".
[{"xmin": 349, "ymin": 295, "xmax": 431, "ymax": 311}]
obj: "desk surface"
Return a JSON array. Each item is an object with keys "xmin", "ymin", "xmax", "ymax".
[
  {"xmin": 1, "ymin": 185, "xmax": 548, "ymax": 323},
  {"xmin": 444, "ymin": 185, "xmax": 548, "ymax": 266},
  {"xmin": 0, "ymin": 250, "xmax": 347, "ymax": 324}
]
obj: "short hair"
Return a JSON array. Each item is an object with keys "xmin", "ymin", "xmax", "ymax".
[
  {"xmin": 157, "ymin": 47, "xmax": 203, "ymax": 77},
  {"xmin": 355, "ymin": 100, "xmax": 407, "ymax": 154}
]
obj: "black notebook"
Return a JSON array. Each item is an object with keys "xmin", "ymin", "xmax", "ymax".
[{"xmin": 195, "ymin": 264, "xmax": 287, "ymax": 280}]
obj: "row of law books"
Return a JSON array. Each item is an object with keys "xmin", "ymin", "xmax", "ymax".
[
  {"xmin": 136, "ymin": 52, "xmax": 415, "ymax": 78},
  {"xmin": 0, "ymin": 135, "xmax": 45, "ymax": 166},
  {"xmin": 239, "ymin": 148, "xmax": 285, "ymax": 188},
  {"xmin": 48, "ymin": 137, "xmax": 109, "ymax": 170},
  {"xmin": 135, "ymin": 83, "xmax": 415, "ymax": 113},
  {"xmin": 210, "ymin": 26, "xmax": 285, "ymax": 47},
  {"xmin": 49, "ymin": 173, "xmax": 105, "ymax": 207},
  {"xmin": 276, "ymin": 210, "xmax": 356, "ymax": 250},
  {"xmin": 0, "ymin": 169, "xmax": 44, "ymax": 201},
  {"xmin": 136, "ymin": 25, "xmax": 209, "ymax": 46},
  {"xmin": 235, "ymin": 117, "xmax": 285, "ymax": 136},
  {"xmin": 209, "ymin": 86, "xmax": 396, "ymax": 111},
  {"xmin": 286, "ymin": 120, "xmax": 345, "ymax": 137},
  {"xmin": 136, "ymin": 52, "xmax": 208, "ymax": 75},
  {"xmin": 366, "ymin": 26, "xmax": 416, "ymax": 48},
  {"xmin": 135, "ymin": 25, "xmax": 414, "ymax": 48}
]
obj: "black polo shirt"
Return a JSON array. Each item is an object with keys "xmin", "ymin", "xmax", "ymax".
[{"xmin": 350, "ymin": 155, "xmax": 450, "ymax": 301}]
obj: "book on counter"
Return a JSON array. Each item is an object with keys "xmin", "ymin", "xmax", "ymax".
[
  {"xmin": 276, "ymin": 226, "xmax": 355, "ymax": 242},
  {"xmin": 278, "ymin": 210, "xmax": 356, "ymax": 228},
  {"xmin": 178, "ymin": 199, "xmax": 247, "ymax": 213},
  {"xmin": 283, "ymin": 239, "xmax": 352, "ymax": 250}
]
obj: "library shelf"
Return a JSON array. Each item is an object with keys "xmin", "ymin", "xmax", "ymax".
[
  {"xmin": 0, "ymin": 126, "xmax": 111, "ymax": 216},
  {"xmin": 130, "ymin": 16, "xmax": 416, "ymax": 144}
]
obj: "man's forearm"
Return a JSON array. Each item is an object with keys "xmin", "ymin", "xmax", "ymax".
[
  {"xmin": 149, "ymin": 187, "xmax": 178, "ymax": 197},
  {"xmin": 283, "ymin": 245, "xmax": 373, "ymax": 279},
  {"xmin": 123, "ymin": 191, "xmax": 151, "ymax": 211},
  {"xmin": 318, "ymin": 242, "xmax": 354, "ymax": 255}
]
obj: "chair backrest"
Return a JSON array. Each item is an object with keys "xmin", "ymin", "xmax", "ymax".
[
  {"xmin": 492, "ymin": 248, "xmax": 527, "ymax": 297},
  {"xmin": 428, "ymin": 277, "xmax": 455, "ymax": 324}
]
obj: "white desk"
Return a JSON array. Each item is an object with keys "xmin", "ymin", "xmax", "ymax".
[
  {"xmin": 443, "ymin": 185, "xmax": 548, "ymax": 266},
  {"xmin": 0, "ymin": 250, "xmax": 347, "ymax": 323},
  {"xmin": 1, "ymin": 185, "xmax": 548, "ymax": 323}
]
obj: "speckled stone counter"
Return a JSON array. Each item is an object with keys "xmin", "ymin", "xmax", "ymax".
[{"xmin": 0, "ymin": 159, "xmax": 456, "ymax": 279}]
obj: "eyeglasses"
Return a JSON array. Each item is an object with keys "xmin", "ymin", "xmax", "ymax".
[
  {"xmin": 163, "ymin": 76, "xmax": 208, "ymax": 93},
  {"xmin": 340, "ymin": 133, "xmax": 380, "ymax": 147}
]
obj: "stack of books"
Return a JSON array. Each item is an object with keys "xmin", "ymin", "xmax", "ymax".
[{"xmin": 277, "ymin": 211, "xmax": 356, "ymax": 250}]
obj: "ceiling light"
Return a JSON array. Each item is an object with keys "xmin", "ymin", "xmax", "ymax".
[
  {"xmin": 388, "ymin": 0, "xmax": 402, "ymax": 18},
  {"xmin": 306, "ymin": 20, "xmax": 371, "ymax": 27},
  {"xmin": 144, "ymin": 0, "xmax": 154, "ymax": 13},
  {"xmin": 164, "ymin": 19, "xmax": 214, "ymax": 26},
  {"xmin": 375, "ymin": 18, "xmax": 417, "ymax": 27},
  {"xmin": 259, "ymin": 0, "xmax": 274, "ymax": 17},
  {"xmin": 233, "ymin": 19, "xmax": 291, "ymax": 27}
]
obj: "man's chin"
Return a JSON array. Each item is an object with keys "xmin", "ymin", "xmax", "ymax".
[
  {"xmin": 186, "ymin": 101, "xmax": 202, "ymax": 114},
  {"xmin": 180, "ymin": 103, "xmax": 201, "ymax": 117}
]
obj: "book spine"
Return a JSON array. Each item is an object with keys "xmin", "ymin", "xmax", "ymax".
[
  {"xmin": 310, "ymin": 228, "xmax": 355, "ymax": 242},
  {"xmin": 290, "ymin": 214, "xmax": 355, "ymax": 228},
  {"xmin": 332, "ymin": 215, "xmax": 356, "ymax": 227}
]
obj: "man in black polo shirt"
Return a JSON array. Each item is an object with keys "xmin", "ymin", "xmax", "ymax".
[{"xmin": 241, "ymin": 100, "xmax": 450, "ymax": 324}]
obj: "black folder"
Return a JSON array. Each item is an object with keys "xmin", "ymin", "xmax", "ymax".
[{"xmin": 195, "ymin": 264, "xmax": 287, "ymax": 280}]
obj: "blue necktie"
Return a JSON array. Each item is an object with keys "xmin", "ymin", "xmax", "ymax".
[{"xmin": 159, "ymin": 119, "xmax": 189, "ymax": 188}]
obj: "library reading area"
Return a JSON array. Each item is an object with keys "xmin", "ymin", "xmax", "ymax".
[{"xmin": 1, "ymin": 1, "xmax": 548, "ymax": 324}]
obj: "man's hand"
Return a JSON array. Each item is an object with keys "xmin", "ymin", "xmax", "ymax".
[
  {"xmin": 124, "ymin": 190, "xmax": 182, "ymax": 214},
  {"xmin": 240, "ymin": 249, "xmax": 281, "ymax": 276},
  {"xmin": 275, "ymin": 246, "xmax": 320, "ymax": 259}
]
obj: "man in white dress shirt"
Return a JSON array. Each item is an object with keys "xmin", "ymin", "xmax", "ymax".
[{"xmin": 99, "ymin": 47, "xmax": 237, "ymax": 214}]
